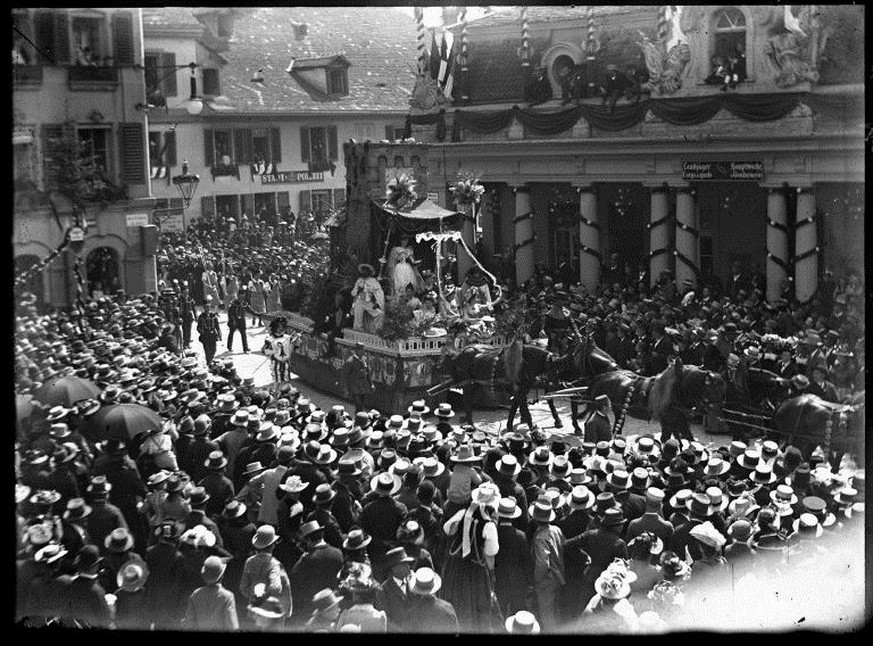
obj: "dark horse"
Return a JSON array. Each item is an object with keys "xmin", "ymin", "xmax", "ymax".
[
  {"xmin": 771, "ymin": 393, "xmax": 865, "ymax": 472},
  {"xmin": 720, "ymin": 368, "xmax": 792, "ymax": 440},
  {"xmin": 439, "ymin": 342, "xmax": 572, "ymax": 428},
  {"xmin": 587, "ymin": 361, "xmax": 726, "ymax": 443}
]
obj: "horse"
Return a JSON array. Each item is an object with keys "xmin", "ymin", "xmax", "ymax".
[
  {"xmin": 719, "ymin": 368, "xmax": 792, "ymax": 440},
  {"xmin": 586, "ymin": 361, "xmax": 726, "ymax": 443},
  {"xmin": 771, "ymin": 393, "xmax": 865, "ymax": 472},
  {"xmin": 438, "ymin": 341, "xmax": 570, "ymax": 429}
]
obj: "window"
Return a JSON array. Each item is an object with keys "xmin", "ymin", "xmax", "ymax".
[
  {"xmin": 148, "ymin": 129, "xmax": 176, "ymax": 175},
  {"xmin": 144, "ymin": 52, "xmax": 178, "ymax": 102},
  {"xmin": 202, "ymin": 68, "xmax": 221, "ymax": 96},
  {"xmin": 700, "ymin": 235, "xmax": 714, "ymax": 279},
  {"xmin": 215, "ymin": 195, "xmax": 239, "ymax": 220},
  {"xmin": 713, "ymin": 7, "xmax": 747, "ymax": 66},
  {"xmin": 310, "ymin": 190, "xmax": 333, "ymax": 217},
  {"xmin": 327, "ymin": 67, "xmax": 348, "ymax": 95},
  {"xmin": 300, "ymin": 126, "xmax": 338, "ymax": 172},
  {"xmin": 79, "ymin": 126, "xmax": 110, "ymax": 174},
  {"xmin": 251, "ymin": 128, "xmax": 282, "ymax": 163},
  {"xmin": 214, "ymin": 129, "xmax": 234, "ymax": 165},
  {"xmin": 72, "ymin": 15, "xmax": 105, "ymax": 65},
  {"xmin": 14, "ymin": 139, "xmax": 37, "ymax": 191}
]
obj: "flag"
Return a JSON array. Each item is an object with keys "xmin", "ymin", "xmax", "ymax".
[
  {"xmin": 441, "ymin": 32, "xmax": 456, "ymax": 100},
  {"xmin": 429, "ymin": 30, "xmax": 441, "ymax": 80},
  {"xmin": 438, "ymin": 30, "xmax": 455, "ymax": 85}
]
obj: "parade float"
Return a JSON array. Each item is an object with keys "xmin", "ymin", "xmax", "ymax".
[{"xmin": 274, "ymin": 139, "xmax": 509, "ymax": 413}]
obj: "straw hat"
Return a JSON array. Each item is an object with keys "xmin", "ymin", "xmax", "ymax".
[{"xmin": 505, "ymin": 610, "xmax": 540, "ymax": 634}]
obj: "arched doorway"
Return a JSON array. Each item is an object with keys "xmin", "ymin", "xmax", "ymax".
[
  {"xmin": 14, "ymin": 254, "xmax": 46, "ymax": 305},
  {"xmin": 86, "ymin": 246, "xmax": 121, "ymax": 297}
]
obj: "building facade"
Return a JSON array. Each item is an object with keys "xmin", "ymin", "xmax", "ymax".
[
  {"xmin": 13, "ymin": 8, "xmax": 158, "ymax": 308},
  {"xmin": 405, "ymin": 5, "xmax": 864, "ymax": 302},
  {"xmin": 144, "ymin": 7, "xmax": 416, "ymax": 231}
]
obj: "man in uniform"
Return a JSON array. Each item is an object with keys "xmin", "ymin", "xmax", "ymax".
[
  {"xmin": 196, "ymin": 297, "xmax": 222, "ymax": 365},
  {"xmin": 178, "ymin": 284, "xmax": 197, "ymax": 349}
]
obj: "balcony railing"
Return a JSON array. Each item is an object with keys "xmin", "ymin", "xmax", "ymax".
[
  {"xmin": 68, "ymin": 65, "xmax": 119, "ymax": 90},
  {"xmin": 211, "ymin": 163, "xmax": 241, "ymax": 180},
  {"xmin": 13, "ymin": 65, "xmax": 43, "ymax": 86}
]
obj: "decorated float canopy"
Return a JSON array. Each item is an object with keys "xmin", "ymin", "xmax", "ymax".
[{"xmin": 374, "ymin": 196, "xmax": 461, "ymax": 220}]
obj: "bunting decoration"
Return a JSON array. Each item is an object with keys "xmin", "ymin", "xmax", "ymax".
[{"xmin": 414, "ymin": 7, "xmax": 428, "ymax": 73}]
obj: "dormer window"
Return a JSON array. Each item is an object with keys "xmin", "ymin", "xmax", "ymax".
[
  {"xmin": 202, "ymin": 68, "xmax": 221, "ymax": 96},
  {"xmin": 327, "ymin": 67, "xmax": 348, "ymax": 95}
]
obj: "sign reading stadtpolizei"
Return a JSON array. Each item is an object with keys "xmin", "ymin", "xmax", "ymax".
[
  {"xmin": 260, "ymin": 170, "xmax": 324, "ymax": 184},
  {"xmin": 682, "ymin": 161, "xmax": 764, "ymax": 181}
]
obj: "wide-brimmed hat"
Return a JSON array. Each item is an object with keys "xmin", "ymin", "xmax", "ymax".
[
  {"xmin": 433, "ymin": 402, "xmax": 455, "ymax": 419},
  {"xmin": 801, "ymin": 496, "xmax": 836, "ymax": 527},
  {"xmin": 703, "ymin": 457, "xmax": 731, "ymax": 477},
  {"xmin": 414, "ymin": 456, "xmax": 446, "ymax": 478},
  {"xmin": 528, "ymin": 446, "xmax": 553, "ymax": 467},
  {"xmin": 371, "ymin": 472, "xmax": 402, "ymax": 496},
  {"xmin": 342, "ymin": 529, "xmax": 372, "ymax": 551},
  {"xmin": 105, "ymin": 527, "xmax": 134, "ymax": 553},
  {"xmin": 770, "ymin": 484, "xmax": 799, "ymax": 507},
  {"xmin": 45, "ymin": 405, "xmax": 71, "ymax": 422},
  {"xmin": 63, "ymin": 497, "xmax": 92, "ymax": 522},
  {"xmin": 230, "ymin": 410, "xmax": 250, "ymax": 427},
  {"xmin": 704, "ymin": 487, "xmax": 729, "ymax": 513},
  {"xmin": 451, "ymin": 444, "xmax": 481, "ymax": 464},
  {"xmin": 117, "ymin": 560, "xmax": 150, "ymax": 592},
  {"xmin": 408, "ymin": 400, "xmax": 430, "ymax": 417},
  {"xmin": 256, "ymin": 423, "xmax": 280, "ymax": 443},
  {"xmin": 494, "ymin": 455, "xmax": 522, "ymax": 479},
  {"xmin": 252, "ymin": 524, "xmax": 280, "ymax": 549},
  {"xmin": 793, "ymin": 512, "xmax": 823, "ymax": 539},
  {"xmin": 505, "ymin": 610, "xmax": 541, "ymax": 635},
  {"xmin": 299, "ymin": 520, "xmax": 324, "ymax": 539},
  {"xmin": 382, "ymin": 546, "xmax": 415, "ymax": 570},
  {"xmin": 568, "ymin": 485, "xmax": 596, "ymax": 511},
  {"xmin": 311, "ymin": 444, "xmax": 338, "ymax": 465},
  {"xmin": 409, "ymin": 567, "xmax": 442, "ymax": 596},
  {"xmin": 86, "ymin": 476, "xmax": 113, "ymax": 499},
  {"xmin": 34, "ymin": 543, "xmax": 69, "ymax": 565},
  {"xmin": 278, "ymin": 475, "xmax": 309, "ymax": 494},
  {"xmin": 497, "ymin": 497, "xmax": 523, "ymax": 519},
  {"xmin": 204, "ymin": 450, "xmax": 228, "ymax": 471},
  {"xmin": 689, "ymin": 520, "xmax": 727, "ymax": 550},
  {"xmin": 311, "ymin": 588, "xmax": 345, "ymax": 614},
  {"xmin": 188, "ymin": 486, "xmax": 211, "ymax": 508},
  {"xmin": 385, "ymin": 414, "xmax": 405, "ymax": 430},
  {"xmin": 74, "ymin": 545, "xmax": 103, "ymax": 573},
  {"xmin": 687, "ymin": 492, "xmax": 714, "ymax": 517},
  {"xmin": 243, "ymin": 462, "xmax": 267, "ymax": 477},
  {"xmin": 749, "ymin": 464, "xmax": 777, "ymax": 485},
  {"xmin": 606, "ymin": 469, "xmax": 631, "ymax": 490},
  {"xmin": 737, "ymin": 449, "xmax": 762, "ymax": 470},
  {"xmin": 633, "ymin": 435, "xmax": 661, "ymax": 458},
  {"xmin": 222, "ymin": 500, "xmax": 247, "ymax": 519},
  {"xmin": 529, "ymin": 496, "xmax": 556, "ymax": 524},
  {"xmin": 594, "ymin": 571, "xmax": 631, "ymax": 600}
]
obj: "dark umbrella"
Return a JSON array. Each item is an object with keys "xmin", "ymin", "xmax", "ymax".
[
  {"xmin": 34, "ymin": 375, "xmax": 102, "ymax": 407},
  {"xmin": 83, "ymin": 403, "xmax": 163, "ymax": 442}
]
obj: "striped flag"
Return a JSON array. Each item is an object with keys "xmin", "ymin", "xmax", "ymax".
[
  {"xmin": 438, "ymin": 29, "xmax": 456, "ymax": 98},
  {"xmin": 428, "ymin": 30, "xmax": 441, "ymax": 80}
]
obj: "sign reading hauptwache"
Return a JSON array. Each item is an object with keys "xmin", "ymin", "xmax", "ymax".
[
  {"xmin": 260, "ymin": 170, "xmax": 324, "ymax": 184},
  {"xmin": 682, "ymin": 161, "xmax": 764, "ymax": 181}
]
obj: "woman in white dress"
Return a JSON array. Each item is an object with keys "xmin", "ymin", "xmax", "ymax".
[{"xmin": 387, "ymin": 235, "xmax": 422, "ymax": 301}]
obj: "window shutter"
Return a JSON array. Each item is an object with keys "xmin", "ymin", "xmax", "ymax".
[
  {"xmin": 277, "ymin": 191, "xmax": 290, "ymax": 209},
  {"xmin": 270, "ymin": 128, "xmax": 282, "ymax": 163},
  {"xmin": 203, "ymin": 69, "xmax": 221, "ymax": 96},
  {"xmin": 328, "ymin": 126, "xmax": 338, "ymax": 160},
  {"xmin": 119, "ymin": 123, "xmax": 146, "ymax": 183},
  {"xmin": 299, "ymin": 190, "xmax": 311, "ymax": 213},
  {"xmin": 41, "ymin": 124, "xmax": 64, "ymax": 189},
  {"xmin": 161, "ymin": 52, "xmax": 177, "ymax": 97},
  {"xmin": 53, "ymin": 11, "xmax": 70, "ymax": 64},
  {"xmin": 234, "ymin": 129, "xmax": 252, "ymax": 164},
  {"xmin": 34, "ymin": 11, "xmax": 56, "ymax": 65},
  {"xmin": 164, "ymin": 131, "xmax": 177, "ymax": 166},
  {"xmin": 240, "ymin": 194, "xmax": 254, "ymax": 217},
  {"xmin": 385, "ymin": 125, "xmax": 395, "ymax": 141},
  {"xmin": 203, "ymin": 129, "xmax": 214, "ymax": 166},
  {"xmin": 201, "ymin": 196, "xmax": 215, "ymax": 219},
  {"xmin": 332, "ymin": 188, "xmax": 346, "ymax": 209},
  {"xmin": 112, "ymin": 11, "xmax": 135, "ymax": 66},
  {"xmin": 300, "ymin": 127, "xmax": 310, "ymax": 163}
]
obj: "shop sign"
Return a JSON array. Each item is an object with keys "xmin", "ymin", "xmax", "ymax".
[
  {"xmin": 682, "ymin": 161, "xmax": 764, "ymax": 181},
  {"xmin": 126, "ymin": 212, "xmax": 150, "ymax": 227},
  {"xmin": 261, "ymin": 170, "xmax": 324, "ymax": 184}
]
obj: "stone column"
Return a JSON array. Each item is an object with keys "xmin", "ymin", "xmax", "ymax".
[
  {"xmin": 765, "ymin": 187, "xmax": 789, "ymax": 302},
  {"xmin": 576, "ymin": 184, "xmax": 601, "ymax": 293},
  {"xmin": 794, "ymin": 186, "xmax": 819, "ymax": 303},
  {"xmin": 648, "ymin": 185, "xmax": 670, "ymax": 289},
  {"xmin": 457, "ymin": 204, "xmax": 476, "ymax": 283},
  {"xmin": 512, "ymin": 184, "xmax": 535, "ymax": 287},
  {"xmin": 674, "ymin": 186, "xmax": 698, "ymax": 294}
]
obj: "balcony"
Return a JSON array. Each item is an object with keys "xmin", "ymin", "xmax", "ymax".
[
  {"xmin": 211, "ymin": 162, "xmax": 241, "ymax": 181},
  {"xmin": 68, "ymin": 65, "xmax": 119, "ymax": 92},
  {"xmin": 13, "ymin": 65, "xmax": 43, "ymax": 86}
]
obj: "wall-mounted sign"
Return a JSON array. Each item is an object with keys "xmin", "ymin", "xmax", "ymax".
[
  {"xmin": 260, "ymin": 170, "xmax": 324, "ymax": 184},
  {"xmin": 682, "ymin": 161, "xmax": 764, "ymax": 181},
  {"xmin": 159, "ymin": 213, "xmax": 185, "ymax": 233},
  {"xmin": 69, "ymin": 227, "xmax": 85, "ymax": 242},
  {"xmin": 427, "ymin": 191, "xmax": 440, "ymax": 204},
  {"xmin": 126, "ymin": 212, "xmax": 150, "ymax": 227}
]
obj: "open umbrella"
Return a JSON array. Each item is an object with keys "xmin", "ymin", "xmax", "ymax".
[
  {"xmin": 34, "ymin": 375, "xmax": 102, "ymax": 407},
  {"xmin": 83, "ymin": 403, "xmax": 162, "ymax": 442}
]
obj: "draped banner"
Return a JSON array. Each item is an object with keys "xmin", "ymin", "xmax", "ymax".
[{"xmin": 440, "ymin": 92, "xmax": 818, "ymax": 140}]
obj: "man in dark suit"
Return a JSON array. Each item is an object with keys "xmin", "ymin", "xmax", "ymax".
[
  {"xmin": 623, "ymin": 468, "xmax": 649, "ymax": 523},
  {"xmin": 807, "ymin": 362, "xmax": 839, "ymax": 403},
  {"xmin": 571, "ymin": 507, "xmax": 628, "ymax": 610},
  {"xmin": 57, "ymin": 545, "xmax": 112, "ymax": 628},
  {"xmin": 377, "ymin": 546, "xmax": 416, "ymax": 630},
  {"xmin": 359, "ymin": 472, "xmax": 408, "ymax": 578},
  {"xmin": 182, "ymin": 415, "xmax": 220, "ymax": 484},
  {"xmin": 725, "ymin": 260, "xmax": 748, "ymax": 299},
  {"xmin": 145, "ymin": 521, "xmax": 187, "ymax": 630},
  {"xmin": 626, "ymin": 488, "xmax": 674, "ymax": 547},
  {"xmin": 558, "ymin": 485, "xmax": 594, "ymax": 540},
  {"xmin": 494, "ymin": 498, "xmax": 531, "ymax": 617},
  {"xmin": 405, "ymin": 568, "xmax": 460, "ymax": 634},
  {"xmin": 648, "ymin": 319, "xmax": 673, "ymax": 376},
  {"xmin": 289, "ymin": 521, "xmax": 344, "ymax": 623},
  {"xmin": 774, "ymin": 348, "xmax": 800, "ymax": 379},
  {"xmin": 226, "ymin": 297, "xmax": 249, "ymax": 353},
  {"xmin": 84, "ymin": 476, "xmax": 129, "ymax": 556},
  {"xmin": 491, "ymin": 455, "xmax": 530, "ymax": 528}
]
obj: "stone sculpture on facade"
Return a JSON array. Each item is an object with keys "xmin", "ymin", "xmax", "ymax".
[
  {"xmin": 765, "ymin": 5, "xmax": 833, "ymax": 88},
  {"xmin": 409, "ymin": 70, "xmax": 447, "ymax": 113},
  {"xmin": 637, "ymin": 7, "xmax": 691, "ymax": 96}
]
